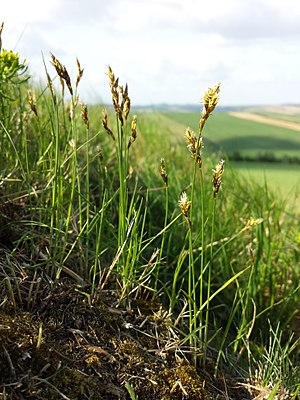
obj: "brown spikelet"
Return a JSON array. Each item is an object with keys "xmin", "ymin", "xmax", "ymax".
[
  {"xmin": 241, "ymin": 217, "xmax": 264, "ymax": 233},
  {"xmin": 80, "ymin": 103, "xmax": 89, "ymax": 129},
  {"xmin": 107, "ymin": 65, "xmax": 119, "ymax": 111},
  {"xmin": 212, "ymin": 159, "xmax": 225, "ymax": 198},
  {"xmin": 28, "ymin": 90, "xmax": 38, "ymax": 118},
  {"xmin": 185, "ymin": 127, "xmax": 203, "ymax": 168},
  {"xmin": 199, "ymin": 83, "xmax": 220, "ymax": 132},
  {"xmin": 102, "ymin": 109, "xmax": 115, "ymax": 140},
  {"xmin": 50, "ymin": 52, "xmax": 73, "ymax": 96},
  {"xmin": 179, "ymin": 191, "xmax": 191, "ymax": 228},
  {"xmin": 75, "ymin": 58, "xmax": 84, "ymax": 88},
  {"xmin": 160, "ymin": 158, "xmax": 168, "ymax": 186},
  {"xmin": 124, "ymin": 96, "xmax": 131, "ymax": 121},
  {"xmin": 107, "ymin": 66, "xmax": 132, "ymax": 126},
  {"xmin": 128, "ymin": 115, "xmax": 137, "ymax": 149}
]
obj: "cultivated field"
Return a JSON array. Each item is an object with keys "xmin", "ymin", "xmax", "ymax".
[{"xmin": 158, "ymin": 111, "xmax": 300, "ymax": 207}]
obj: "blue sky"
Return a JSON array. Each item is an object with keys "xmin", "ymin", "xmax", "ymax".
[{"xmin": 3, "ymin": 0, "xmax": 300, "ymax": 106}]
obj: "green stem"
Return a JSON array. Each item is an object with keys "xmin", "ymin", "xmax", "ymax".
[{"xmin": 204, "ymin": 197, "xmax": 216, "ymax": 358}]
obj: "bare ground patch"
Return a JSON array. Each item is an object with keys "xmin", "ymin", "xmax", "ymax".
[{"xmin": 229, "ymin": 112, "xmax": 300, "ymax": 131}]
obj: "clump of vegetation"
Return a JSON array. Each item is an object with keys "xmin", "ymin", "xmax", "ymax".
[{"xmin": 0, "ymin": 22, "xmax": 299, "ymax": 399}]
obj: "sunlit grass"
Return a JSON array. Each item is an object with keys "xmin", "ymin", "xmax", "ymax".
[{"xmin": 0, "ymin": 40, "xmax": 299, "ymax": 398}]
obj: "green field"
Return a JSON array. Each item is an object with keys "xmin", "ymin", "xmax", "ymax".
[
  {"xmin": 156, "ymin": 112, "xmax": 300, "ymax": 209},
  {"xmin": 163, "ymin": 111, "xmax": 300, "ymax": 159},
  {"xmin": 231, "ymin": 162, "xmax": 300, "ymax": 210}
]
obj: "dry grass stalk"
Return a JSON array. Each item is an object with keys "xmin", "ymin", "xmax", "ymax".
[
  {"xmin": 199, "ymin": 83, "xmax": 220, "ymax": 132},
  {"xmin": 185, "ymin": 127, "xmax": 203, "ymax": 168},
  {"xmin": 102, "ymin": 109, "xmax": 115, "ymax": 140},
  {"xmin": 212, "ymin": 159, "xmax": 225, "ymax": 197},
  {"xmin": 128, "ymin": 115, "xmax": 137, "ymax": 149},
  {"xmin": 75, "ymin": 58, "xmax": 84, "ymax": 88},
  {"xmin": 50, "ymin": 52, "xmax": 73, "ymax": 96},
  {"xmin": 28, "ymin": 90, "xmax": 38, "ymax": 117},
  {"xmin": 179, "ymin": 191, "xmax": 191, "ymax": 227},
  {"xmin": 160, "ymin": 158, "xmax": 168, "ymax": 186}
]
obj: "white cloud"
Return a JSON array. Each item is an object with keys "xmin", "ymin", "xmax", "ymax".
[{"xmin": 2, "ymin": 0, "xmax": 300, "ymax": 105}]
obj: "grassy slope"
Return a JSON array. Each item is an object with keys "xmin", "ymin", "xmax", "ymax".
[{"xmin": 1, "ymin": 59, "xmax": 299, "ymax": 398}]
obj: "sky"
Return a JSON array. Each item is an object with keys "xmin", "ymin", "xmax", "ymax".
[{"xmin": 2, "ymin": 0, "xmax": 300, "ymax": 106}]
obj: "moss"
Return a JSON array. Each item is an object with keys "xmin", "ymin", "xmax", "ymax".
[{"xmin": 0, "ymin": 278, "xmax": 251, "ymax": 399}]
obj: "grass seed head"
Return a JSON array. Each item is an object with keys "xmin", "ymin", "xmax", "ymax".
[
  {"xmin": 212, "ymin": 159, "xmax": 225, "ymax": 198},
  {"xmin": 124, "ymin": 96, "xmax": 131, "ymax": 121},
  {"xmin": 107, "ymin": 66, "xmax": 131, "ymax": 125},
  {"xmin": 185, "ymin": 127, "xmax": 203, "ymax": 168},
  {"xmin": 179, "ymin": 191, "xmax": 191, "ymax": 227},
  {"xmin": 80, "ymin": 103, "xmax": 89, "ymax": 129},
  {"xmin": 27, "ymin": 90, "xmax": 38, "ymax": 118},
  {"xmin": 242, "ymin": 217, "xmax": 264, "ymax": 232},
  {"xmin": 160, "ymin": 158, "xmax": 168, "ymax": 186},
  {"xmin": 199, "ymin": 83, "xmax": 220, "ymax": 132},
  {"xmin": 50, "ymin": 52, "xmax": 73, "ymax": 96},
  {"xmin": 107, "ymin": 65, "xmax": 120, "ymax": 113},
  {"xmin": 75, "ymin": 58, "xmax": 84, "ymax": 88},
  {"xmin": 128, "ymin": 115, "xmax": 137, "ymax": 149},
  {"xmin": 102, "ymin": 109, "xmax": 116, "ymax": 140}
]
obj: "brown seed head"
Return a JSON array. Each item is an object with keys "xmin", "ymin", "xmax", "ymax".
[
  {"xmin": 102, "ymin": 109, "xmax": 116, "ymax": 140},
  {"xmin": 75, "ymin": 58, "xmax": 84, "ymax": 88},
  {"xmin": 160, "ymin": 158, "xmax": 168, "ymax": 186},
  {"xmin": 185, "ymin": 127, "xmax": 203, "ymax": 168},
  {"xmin": 107, "ymin": 66, "xmax": 131, "ymax": 125},
  {"xmin": 80, "ymin": 103, "xmax": 89, "ymax": 129},
  {"xmin": 50, "ymin": 52, "xmax": 73, "ymax": 96},
  {"xmin": 212, "ymin": 159, "xmax": 225, "ymax": 197},
  {"xmin": 124, "ymin": 96, "xmax": 131, "ymax": 121},
  {"xmin": 242, "ymin": 217, "xmax": 264, "ymax": 232},
  {"xmin": 107, "ymin": 65, "xmax": 116, "ymax": 87},
  {"xmin": 128, "ymin": 115, "xmax": 137, "ymax": 149},
  {"xmin": 199, "ymin": 83, "xmax": 220, "ymax": 132},
  {"xmin": 179, "ymin": 191, "xmax": 191, "ymax": 227},
  {"xmin": 28, "ymin": 90, "xmax": 38, "ymax": 117}
]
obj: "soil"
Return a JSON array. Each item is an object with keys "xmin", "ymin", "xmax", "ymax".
[
  {"xmin": 0, "ymin": 200, "xmax": 253, "ymax": 399},
  {"xmin": 0, "ymin": 264, "xmax": 253, "ymax": 399}
]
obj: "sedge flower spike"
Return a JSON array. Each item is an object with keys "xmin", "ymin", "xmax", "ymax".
[
  {"xmin": 199, "ymin": 83, "xmax": 221, "ymax": 132},
  {"xmin": 179, "ymin": 191, "xmax": 191, "ymax": 227},
  {"xmin": 212, "ymin": 159, "xmax": 225, "ymax": 198}
]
